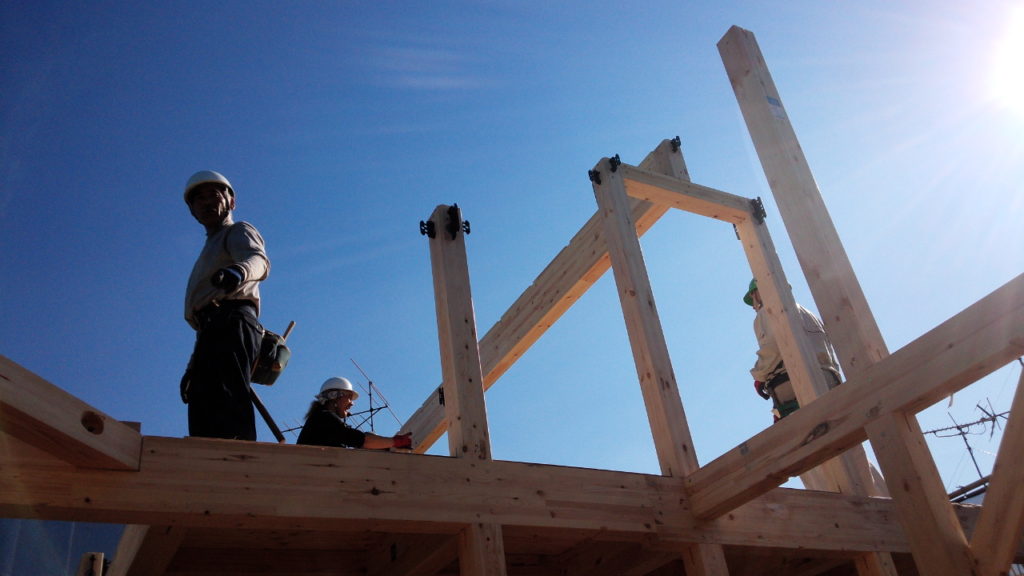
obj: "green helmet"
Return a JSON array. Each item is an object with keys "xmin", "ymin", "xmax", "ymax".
[{"xmin": 743, "ymin": 278, "xmax": 758, "ymax": 306}]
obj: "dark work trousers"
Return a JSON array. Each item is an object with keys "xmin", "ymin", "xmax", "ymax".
[{"xmin": 188, "ymin": 302, "xmax": 260, "ymax": 440}]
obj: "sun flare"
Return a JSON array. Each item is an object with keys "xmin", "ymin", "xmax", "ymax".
[{"xmin": 991, "ymin": 6, "xmax": 1024, "ymax": 117}]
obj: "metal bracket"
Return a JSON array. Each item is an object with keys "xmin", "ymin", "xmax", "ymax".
[
  {"xmin": 609, "ymin": 154, "xmax": 621, "ymax": 172},
  {"xmin": 751, "ymin": 197, "xmax": 767, "ymax": 224},
  {"xmin": 445, "ymin": 204, "xmax": 470, "ymax": 239},
  {"xmin": 588, "ymin": 169, "xmax": 601, "ymax": 185},
  {"xmin": 419, "ymin": 219, "xmax": 436, "ymax": 238},
  {"xmin": 437, "ymin": 386, "xmax": 445, "ymax": 406},
  {"xmin": 670, "ymin": 136, "xmax": 681, "ymax": 152}
]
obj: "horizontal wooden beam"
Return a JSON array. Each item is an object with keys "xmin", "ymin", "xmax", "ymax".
[
  {"xmin": 0, "ymin": 433, "xmax": 980, "ymax": 554},
  {"xmin": 685, "ymin": 273, "xmax": 1024, "ymax": 519},
  {"xmin": 618, "ymin": 164, "xmax": 753, "ymax": 224},
  {"xmin": 0, "ymin": 354, "xmax": 141, "ymax": 470}
]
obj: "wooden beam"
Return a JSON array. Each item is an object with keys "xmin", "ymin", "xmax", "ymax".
[
  {"xmin": 619, "ymin": 164, "xmax": 751, "ymax": 224},
  {"xmin": 719, "ymin": 24, "xmax": 978, "ymax": 576},
  {"xmin": 426, "ymin": 203, "xmax": 508, "ymax": 575},
  {"xmin": 0, "ymin": 355, "xmax": 141, "ymax": 470},
  {"xmin": 686, "ymin": 272, "xmax": 1024, "ymax": 518},
  {"xmin": 592, "ymin": 150, "xmax": 729, "ymax": 574},
  {"xmin": 970, "ymin": 366, "xmax": 1024, "ymax": 575},
  {"xmin": 557, "ymin": 540, "xmax": 678, "ymax": 576},
  {"xmin": 866, "ymin": 413, "xmax": 973, "ymax": 571},
  {"xmin": 107, "ymin": 524, "xmax": 185, "ymax": 576},
  {"xmin": 426, "ymin": 204, "xmax": 494, "ymax": 461},
  {"xmin": 591, "ymin": 155, "xmax": 700, "ymax": 478},
  {"xmin": 75, "ymin": 552, "xmax": 104, "ymax": 576},
  {"xmin": 365, "ymin": 534, "xmax": 458, "ymax": 576},
  {"xmin": 404, "ymin": 141, "xmax": 679, "ymax": 452},
  {"xmin": 0, "ymin": 433, "xmax": 972, "ymax": 553}
]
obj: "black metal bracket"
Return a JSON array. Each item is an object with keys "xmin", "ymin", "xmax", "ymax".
[
  {"xmin": 590, "ymin": 154, "xmax": 621, "ymax": 184},
  {"xmin": 445, "ymin": 204, "xmax": 470, "ymax": 239},
  {"xmin": 437, "ymin": 386, "xmax": 445, "ymax": 406},
  {"xmin": 751, "ymin": 197, "xmax": 767, "ymax": 224},
  {"xmin": 670, "ymin": 136, "xmax": 681, "ymax": 152},
  {"xmin": 419, "ymin": 219, "xmax": 436, "ymax": 238},
  {"xmin": 421, "ymin": 204, "xmax": 471, "ymax": 239}
]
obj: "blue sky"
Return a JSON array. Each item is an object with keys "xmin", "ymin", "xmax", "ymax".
[{"xmin": 3, "ymin": 3, "xmax": 1023, "ymax": 561}]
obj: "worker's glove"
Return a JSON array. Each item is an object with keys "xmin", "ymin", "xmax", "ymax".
[
  {"xmin": 211, "ymin": 266, "xmax": 244, "ymax": 292},
  {"xmin": 180, "ymin": 369, "xmax": 192, "ymax": 404},
  {"xmin": 392, "ymin": 433, "xmax": 412, "ymax": 449},
  {"xmin": 754, "ymin": 380, "xmax": 771, "ymax": 400}
]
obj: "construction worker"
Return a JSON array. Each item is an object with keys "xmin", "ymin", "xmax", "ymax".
[
  {"xmin": 744, "ymin": 278, "xmax": 841, "ymax": 422},
  {"xmin": 180, "ymin": 170, "xmax": 270, "ymax": 440},
  {"xmin": 297, "ymin": 377, "xmax": 413, "ymax": 449}
]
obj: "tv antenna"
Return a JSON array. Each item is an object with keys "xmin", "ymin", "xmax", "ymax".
[{"xmin": 348, "ymin": 358, "xmax": 403, "ymax": 433}]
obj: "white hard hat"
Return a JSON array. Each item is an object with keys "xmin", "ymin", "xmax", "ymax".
[
  {"xmin": 184, "ymin": 170, "xmax": 234, "ymax": 204},
  {"xmin": 319, "ymin": 377, "xmax": 358, "ymax": 399}
]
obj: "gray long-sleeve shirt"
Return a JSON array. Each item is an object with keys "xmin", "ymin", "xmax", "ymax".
[{"xmin": 184, "ymin": 220, "xmax": 269, "ymax": 330}]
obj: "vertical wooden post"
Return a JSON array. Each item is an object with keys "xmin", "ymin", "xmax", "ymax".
[
  {"xmin": 425, "ymin": 204, "xmax": 507, "ymax": 576},
  {"xmin": 968, "ymin": 366, "xmax": 1024, "ymax": 576},
  {"xmin": 591, "ymin": 147, "xmax": 729, "ymax": 575},
  {"xmin": 75, "ymin": 553, "xmax": 104, "ymax": 576},
  {"xmin": 719, "ymin": 24, "xmax": 972, "ymax": 576}
]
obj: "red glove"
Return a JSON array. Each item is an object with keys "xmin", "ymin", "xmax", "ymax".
[
  {"xmin": 392, "ymin": 433, "xmax": 412, "ymax": 449},
  {"xmin": 754, "ymin": 380, "xmax": 771, "ymax": 400}
]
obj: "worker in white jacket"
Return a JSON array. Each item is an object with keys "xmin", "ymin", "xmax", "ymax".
[{"xmin": 744, "ymin": 278, "xmax": 841, "ymax": 422}]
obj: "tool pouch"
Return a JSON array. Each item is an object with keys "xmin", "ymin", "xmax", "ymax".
[{"xmin": 251, "ymin": 329, "xmax": 290, "ymax": 385}]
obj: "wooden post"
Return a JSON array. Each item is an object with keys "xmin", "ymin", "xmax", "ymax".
[
  {"xmin": 719, "ymin": 24, "xmax": 972, "ymax": 576},
  {"xmin": 591, "ymin": 149, "xmax": 729, "ymax": 575},
  {"xmin": 75, "ymin": 553, "xmax": 104, "ymax": 576},
  {"xmin": 425, "ymin": 204, "xmax": 507, "ymax": 575},
  {"xmin": 968, "ymin": 366, "xmax": 1024, "ymax": 576}
]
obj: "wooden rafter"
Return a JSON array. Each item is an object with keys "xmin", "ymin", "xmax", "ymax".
[
  {"xmin": 404, "ymin": 143, "xmax": 679, "ymax": 451},
  {"xmin": 0, "ymin": 354, "xmax": 141, "ymax": 470}
]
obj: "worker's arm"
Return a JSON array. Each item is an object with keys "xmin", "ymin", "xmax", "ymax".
[{"xmin": 362, "ymin": 432, "xmax": 412, "ymax": 450}]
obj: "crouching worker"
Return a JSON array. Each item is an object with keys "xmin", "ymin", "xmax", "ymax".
[{"xmin": 297, "ymin": 377, "xmax": 412, "ymax": 449}]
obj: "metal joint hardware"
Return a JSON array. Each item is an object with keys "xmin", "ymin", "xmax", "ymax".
[
  {"xmin": 419, "ymin": 219, "xmax": 436, "ymax": 238},
  {"xmin": 751, "ymin": 197, "xmax": 767, "ymax": 224}
]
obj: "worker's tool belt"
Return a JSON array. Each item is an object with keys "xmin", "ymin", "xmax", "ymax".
[
  {"xmin": 195, "ymin": 300, "xmax": 256, "ymax": 331},
  {"xmin": 251, "ymin": 329, "xmax": 290, "ymax": 386},
  {"xmin": 764, "ymin": 370, "xmax": 790, "ymax": 391}
]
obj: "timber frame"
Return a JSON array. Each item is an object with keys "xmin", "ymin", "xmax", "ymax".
[{"xmin": 2, "ymin": 25, "xmax": 1023, "ymax": 576}]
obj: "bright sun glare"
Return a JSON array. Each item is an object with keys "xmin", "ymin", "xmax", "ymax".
[{"xmin": 991, "ymin": 6, "xmax": 1024, "ymax": 117}]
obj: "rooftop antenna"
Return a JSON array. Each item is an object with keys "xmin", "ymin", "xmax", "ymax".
[
  {"xmin": 925, "ymin": 400, "xmax": 1011, "ymax": 483},
  {"xmin": 349, "ymin": 358, "xmax": 403, "ymax": 433}
]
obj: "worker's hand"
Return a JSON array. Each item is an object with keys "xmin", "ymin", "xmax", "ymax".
[
  {"xmin": 180, "ymin": 369, "xmax": 192, "ymax": 404},
  {"xmin": 754, "ymin": 380, "xmax": 771, "ymax": 400},
  {"xmin": 211, "ymin": 266, "xmax": 243, "ymax": 292},
  {"xmin": 392, "ymin": 433, "xmax": 412, "ymax": 449}
]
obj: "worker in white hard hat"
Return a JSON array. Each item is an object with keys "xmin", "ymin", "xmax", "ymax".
[
  {"xmin": 179, "ymin": 170, "xmax": 270, "ymax": 440},
  {"xmin": 744, "ymin": 278, "xmax": 841, "ymax": 422},
  {"xmin": 297, "ymin": 377, "xmax": 413, "ymax": 449}
]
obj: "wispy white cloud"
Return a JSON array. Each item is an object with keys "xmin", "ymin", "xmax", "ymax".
[{"xmin": 368, "ymin": 43, "xmax": 493, "ymax": 91}]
